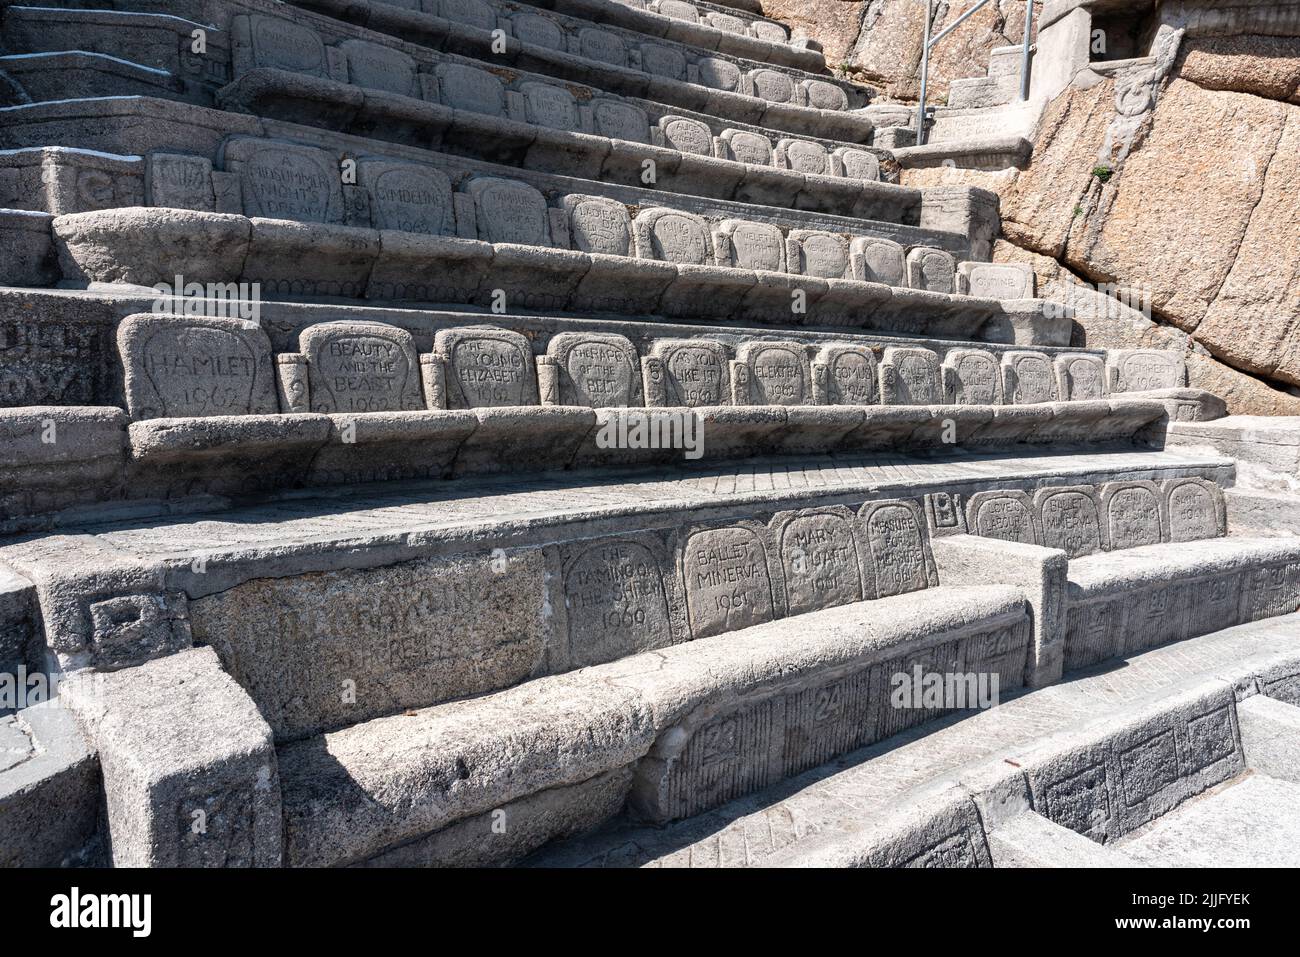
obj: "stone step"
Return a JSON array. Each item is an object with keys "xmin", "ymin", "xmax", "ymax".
[
  {"xmin": 278, "ymin": 584, "xmax": 1031, "ymax": 866},
  {"xmin": 486, "ymin": 0, "xmax": 810, "ymax": 67},
  {"xmin": 927, "ymin": 101, "xmax": 1044, "ymax": 147},
  {"xmin": 0, "ymin": 6, "xmax": 893, "ymax": 218},
  {"xmin": 0, "ymin": 96, "xmax": 976, "ymax": 247},
  {"xmin": 44, "ymin": 208, "xmax": 1043, "ymax": 333},
  {"xmin": 288, "ymin": 0, "xmax": 866, "ymax": 127},
  {"xmin": 945, "ymin": 75, "xmax": 1021, "ymax": 111},
  {"xmin": 528, "ymin": 612, "xmax": 1300, "ymax": 867},
  {"xmin": 894, "ymin": 135, "xmax": 1034, "ymax": 173}
]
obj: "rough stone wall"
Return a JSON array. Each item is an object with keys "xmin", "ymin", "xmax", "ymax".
[
  {"xmin": 761, "ymin": 0, "xmax": 1041, "ymax": 100},
  {"xmin": 779, "ymin": 0, "xmax": 1300, "ymax": 415}
]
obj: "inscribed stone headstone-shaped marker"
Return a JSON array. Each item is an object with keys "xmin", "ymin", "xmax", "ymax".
[
  {"xmin": 966, "ymin": 490, "xmax": 1038, "ymax": 545},
  {"xmin": 641, "ymin": 44, "xmax": 686, "ymax": 79},
  {"xmin": 359, "ymin": 161, "xmax": 453, "ymax": 235},
  {"xmin": 857, "ymin": 499, "xmax": 934, "ymax": 598},
  {"xmin": 578, "ymin": 28, "xmax": 627, "ymax": 67},
  {"xmin": 752, "ymin": 21, "xmax": 787, "ymax": 43},
  {"xmin": 146, "ymin": 153, "xmax": 214, "ymax": 211},
  {"xmin": 636, "ymin": 208, "xmax": 710, "ymax": 264},
  {"xmin": 708, "ymin": 12, "xmax": 747, "ymax": 33},
  {"xmin": 547, "ymin": 332, "xmax": 641, "ymax": 407},
  {"xmin": 853, "ymin": 238, "xmax": 905, "ymax": 286},
  {"xmin": 437, "ymin": 64, "xmax": 505, "ymax": 116},
  {"xmin": 960, "ymin": 263, "xmax": 1033, "ymax": 299},
  {"xmin": 880, "ymin": 347, "xmax": 940, "ymax": 405},
  {"xmin": 837, "ymin": 149, "xmax": 879, "ymax": 181},
  {"xmin": 340, "ymin": 39, "xmax": 416, "ymax": 95},
  {"xmin": 697, "ymin": 57, "xmax": 739, "ymax": 90},
  {"xmin": 680, "ymin": 525, "xmax": 776, "ymax": 638},
  {"xmin": 439, "ymin": 0, "xmax": 497, "ymax": 31},
  {"xmin": 435, "ymin": 326, "xmax": 537, "ymax": 408},
  {"xmin": 804, "ymin": 79, "xmax": 848, "ymax": 110},
  {"xmin": 1034, "ymin": 486, "xmax": 1104, "ymax": 557},
  {"xmin": 816, "ymin": 345, "xmax": 878, "ymax": 405},
  {"xmin": 943, "ymin": 349, "xmax": 1001, "ymax": 405},
  {"xmin": 240, "ymin": 15, "xmax": 327, "ymax": 76},
  {"xmin": 750, "ymin": 69, "xmax": 794, "ymax": 102},
  {"xmin": 512, "ymin": 13, "xmax": 566, "ymax": 50},
  {"xmin": 467, "ymin": 177, "xmax": 550, "ymax": 245},
  {"xmin": 720, "ymin": 220, "xmax": 784, "ymax": 272},
  {"xmin": 1101, "ymin": 481, "xmax": 1164, "ymax": 549},
  {"xmin": 660, "ymin": 116, "xmax": 713, "ymax": 156},
  {"xmin": 1111, "ymin": 350, "xmax": 1184, "ymax": 392},
  {"xmin": 721, "ymin": 130, "xmax": 772, "ymax": 166},
  {"xmin": 299, "ymin": 321, "xmax": 424, "ymax": 413},
  {"xmin": 521, "ymin": 82, "xmax": 580, "ymax": 130},
  {"xmin": 906, "ymin": 247, "xmax": 956, "ymax": 293},
  {"xmin": 222, "ymin": 138, "xmax": 343, "ymax": 223},
  {"xmin": 1163, "ymin": 478, "xmax": 1226, "ymax": 543},
  {"xmin": 1003, "ymin": 351, "xmax": 1057, "ymax": 404},
  {"xmin": 770, "ymin": 508, "xmax": 864, "ymax": 615},
  {"xmin": 562, "ymin": 536, "xmax": 675, "ymax": 666},
  {"xmin": 781, "ymin": 140, "xmax": 829, "ymax": 176},
  {"xmin": 736, "ymin": 341, "xmax": 810, "ymax": 405},
  {"xmin": 592, "ymin": 101, "xmax": 649, "ymax": 144},
  {"xmin": 117, "ymin": 314, "xmax": 278, "ymax": 420},
  {"xmin": 1055, "ymin": 353, "xmax": 1107, "ymax": 400},
  {"xmin": 653, "ymin": 339, "xmax": 730, "ymax": 406},
  {"xmin": 791, "ymin": 231, "xmax": 849, "ymax": 279},
  {"xmin": 657, "ymin": 0, "xmax": 699, "ymax": 21},
  {"xmin": 564, "ymin": 196, "xmax": 631, "ymax": 256}
]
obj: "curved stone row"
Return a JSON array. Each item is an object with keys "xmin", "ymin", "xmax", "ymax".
[
  {"xmin": 299, "ymin": 0, "xmax": 857, "ymax": 108},
  {"xmin": 956, "ymin": 477, "xmax": 1228, "ymax": 557},
  {"xmin": 113, "ymin": 315, "xmax": 1177, "ymax": 421},
  {"xmin": 222, "ymin": 12, "xmax": 883, "ymax": 182}
]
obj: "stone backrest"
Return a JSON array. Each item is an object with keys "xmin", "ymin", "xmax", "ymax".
[
  {"xmin": 294, "ymin": 321, "xmax": 426, "ymax": 414},
  {"xmin": 117, "ymin": 314, "xmax": 280, "ymax": 421},
  {"xmin": 962, "ymin": 478, "xmax": 1227, "ymax": 557},
  {"xmin": 116, "ymin": 315, "xmax": 1159, "ymax": 420}
]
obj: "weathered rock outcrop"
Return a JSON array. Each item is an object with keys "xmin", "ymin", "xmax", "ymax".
[{"xmin": 761, "ymin": 0, "xmax": 1039, "ymax": 100}]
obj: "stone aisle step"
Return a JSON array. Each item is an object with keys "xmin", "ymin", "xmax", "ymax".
[{"xmin": 528, "ymin": 612, "xmax": 1300, "ymax": 866}]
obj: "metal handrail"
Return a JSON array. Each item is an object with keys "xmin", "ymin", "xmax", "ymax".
[{"xmin": 914, "ymin": 0, "xmax": 1036, "ymax": 145}]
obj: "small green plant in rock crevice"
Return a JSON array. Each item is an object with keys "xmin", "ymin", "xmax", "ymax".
[{"xmin": 1091, "ymin": 164, "xmax": 1114, "ymax": 184}]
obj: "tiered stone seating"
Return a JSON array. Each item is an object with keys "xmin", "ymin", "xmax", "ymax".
[{"xmin": 2, "ymin": 0, "xmax": 1293, "ymax": 872}]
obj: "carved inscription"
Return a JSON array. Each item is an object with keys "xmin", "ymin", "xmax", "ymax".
[
  {"xmin": 1103, "ymin": 483, "xmax": 1163, "ymax": 549},
  {"xmin": 774, "ymin": 511, "xmax": 863, "ymax": 615},
  {"xmin": 741, "ymin": 343, "xmax": 807, "ymax": 405},
  {"xmin": 967, "ymin": 491, "xmax": 1037, "ymax": 545},
  {"xmin": 859, "ymin": 500, "xmax": 931, "ymax": 597},
  {"xmin": 363, "ymin": 162, "xmax": 453, "ymax": 235},
  {"xmin": 1036, "ymin": 487, "xmax": 1103, "ymax": 557},
  {"xmin": 681, "ymin": 526, "xmax": 776, "ymax": 638},
  {"xmin": 564, "ymin": 540, "xmax": 673, "ymax": 666},
  {"xmin": 300, "ymin": 322, "xmax": 422, "ymax": 413},
  {"xmin": 657, "ymin": 341, "xmax": 728, "ymax": 406},
  {"xmin": 437, "ymin": 328, "xmax": 535, "ymax": 408},
  {"xmin": 469, "ymin": 178, "xmax": 550, "ymax": 245}
]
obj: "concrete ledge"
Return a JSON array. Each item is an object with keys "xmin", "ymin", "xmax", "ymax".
[{"xmin": 894, "ymin": 136, "xmax": 1034, "ymax": 172}]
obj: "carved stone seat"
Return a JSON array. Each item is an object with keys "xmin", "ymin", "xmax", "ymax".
[{"xmin": 277, "ymin": 582, "xmax": 1030, "ymax": 866}]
